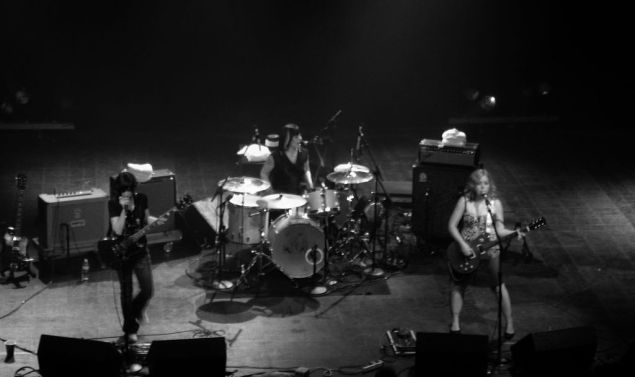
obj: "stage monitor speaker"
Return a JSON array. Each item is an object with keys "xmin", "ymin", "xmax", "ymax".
[
  {"xmin": 110, "ymin": 169, "xmax": 177, "ymax": 236},
  {"xmin": 179, "ymin": 198, "xmax": 221, "ymax": 248},
  {"xmin": 38, "ymin": 334, "xmax": 122, "ymax": 377},
  {"xmin": 511, "ymin": 326, "xmax": 597, "ymax": 374},
  {"xmin": 147, "ymin": 337, "xmax": 226, "ymax": 377},
  {"xmin": 38, "ymin": 189, "xmax": 109, "ymax": 255},
  {"xmin": 415, "ymin": 332, "xmax": 489, "ymax": 377},
  {"xmin": 412, "ymin": 163, "xmax": 475, "ymax": 240}
]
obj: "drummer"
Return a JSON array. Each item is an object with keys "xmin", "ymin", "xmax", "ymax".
[{"xmin": 260, "ymin": 123, "xmax": 314, "ymax": 195}]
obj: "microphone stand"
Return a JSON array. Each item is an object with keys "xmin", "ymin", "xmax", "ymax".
[
  {"xmin": 357, "ymin": 127, "xmax": 390, "ymax": 278},
  {"xmin": 211, "ymin": 178, "xmax": 233, "ymax": 290},
  {"xmin": 484, "ymin": 197, "xmax": 509, "ymax": 367}
]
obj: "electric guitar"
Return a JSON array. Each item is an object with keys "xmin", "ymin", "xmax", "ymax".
[
  {"xmin": 105, "ymin": 195, "xmax": 192, "ymax": 263},
  {"xmin": 2, "ymin": 174, "xmax": 35, "ymax": 288},
  {"xmin": 447, "ymin": 217, "xmax": 546, "ymax": 274}
]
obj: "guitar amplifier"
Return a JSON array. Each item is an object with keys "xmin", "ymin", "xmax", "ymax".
[
  {"xmin": 418, "ymin": 139, "xmax": 480, "ymax": 166},
  {"xmin": 110, "ymin": 169, "xmax": 180, "ymax": 245},
  {"xmin": 38, "ymin": 188, "xmax": 109, "ymax": 255}
]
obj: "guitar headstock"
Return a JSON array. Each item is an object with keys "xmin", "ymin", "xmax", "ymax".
[
  {"xmin": 177, "ymin": 194, "xmax": 194, "ymax": 210},
  {"xmin": 527, "ymin": 217, "xmax": 547, "ymax": 231},
  {"xmin": 15, "ymin": 174, "xmax": 27, "ymax": 190}
]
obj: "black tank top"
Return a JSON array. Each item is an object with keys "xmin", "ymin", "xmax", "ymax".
[{"xmin": 270, "ymin": 149, "xmax": 308, "ymax": 194}]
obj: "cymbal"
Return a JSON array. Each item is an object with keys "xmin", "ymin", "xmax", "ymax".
[
  {"xmin": 333, "ymin": 162, "xmax": 370, "ymax": 174},
  {"xmin": 326, "ymin": 170, "xmax": 374, "ymax": 185},
  {"xmin": 257, "ymin": 193, "xmax": 307, "ymax": 210},
  {"xmin": 218, "ymin": 176, "xmax": 270, "ymax": 194}
]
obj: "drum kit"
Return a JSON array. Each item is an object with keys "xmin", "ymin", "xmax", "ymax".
[{"xmin": 206, "ymin": 163, "xmax": 382, "ymax": 292}]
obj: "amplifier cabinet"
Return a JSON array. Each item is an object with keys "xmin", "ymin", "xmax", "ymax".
[
  {"xmin": 38, "ymin": 188, "xmax": 109, "ymax": 255},
  {"xmin": 110, "ymin": 169, "xmax": 177, "ymax": 239},
  {"xmin": 412, "ymin": 163, "xmax": 475, "ymax": 240}
]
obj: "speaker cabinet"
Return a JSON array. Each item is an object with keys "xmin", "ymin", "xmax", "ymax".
[
  {"xmin": 110, "ymin": 169, "xmax": 177, "ymax": 238},
  {"xmin": 412, "ymin": 163, "xmax": 474, "ymax": 240},
  {"xmin": 415, "ymin": 332, "xmax": 489, "ymax": 377},
  {"xmin": 37, "ymin": 189, "xmax": 109, "ymax": 255},
  {"xmin": 147, "ymin": 337, "xmax": 226, "ymax": 377},
  {"xmin": 511, "ymin": 326, "xmax": 597, "ymax": 374},
  {"xmin": 38, "ymin": 334, "xmax": 122, "ymax": 377}
]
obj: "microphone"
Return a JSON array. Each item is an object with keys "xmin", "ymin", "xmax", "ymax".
[
  {"xmin": 301, "ymin": 137, "xmax": 322, "ymax": 147},
  {"xmin": 355, "ymin": 126, "xmax": 363, "ymax": 158}
]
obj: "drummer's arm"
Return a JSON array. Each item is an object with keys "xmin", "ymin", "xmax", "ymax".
[
  {"xmin": 260, "ymin": 155, "xmax": 274, "ymax": 183},
  {"xmin": 304, "ymin": 159, "xmax": 314, "ymax": 190}
]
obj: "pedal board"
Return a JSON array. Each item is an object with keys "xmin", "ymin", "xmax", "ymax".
[{"xmin": 386, "ymin": 328, "xmax": 417, "ymax": 356}]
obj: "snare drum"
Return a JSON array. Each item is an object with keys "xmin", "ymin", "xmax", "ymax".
[
  {"xmin": 227, "ymin": 194, "xmax": 264, "ymax": 244},
  {"xmin": 268, "ymin": 214, "xmax": 324, "ymax": 278},
  {"xmin": 306, "ymin": 189, "xmax": 339, "ymax": 216}
]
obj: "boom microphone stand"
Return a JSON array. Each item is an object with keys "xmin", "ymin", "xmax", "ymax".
[
  {"xmin": 356, "ymin": 126, "xmax": 390, "ymax": 278},
  {"xmin": 483, "ymin": 194, "xmax": 509, "ymax": 367}
]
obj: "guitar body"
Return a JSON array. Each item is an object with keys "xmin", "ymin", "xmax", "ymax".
[
  {"xmin": 1, "ymin": 174, "xmax": 36, "ymax": 288},
  {"xmin": 447, "ymin": 235, "xmax": 489, "ymax": 274},
  {"xmin": 447, "ymin": 217, "xmax": 547, "ymax": 275},
  {"xmin": 101, "ymin": 194, "xmax": 192, "ymax": 268}
]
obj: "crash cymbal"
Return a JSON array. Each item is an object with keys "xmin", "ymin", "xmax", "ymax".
[
  {"xmin": 326, "ymin": 170, "xmax": 374, "ymax": 185},
  {"xmin": 257, "ymin": 193, "xmax": 307, "ymax": 210},
  {"xmin": 333, "ymin": 162, "xmax": 370, "ymax": 174},
  {"xmin": 218, "ymin": 176, "xmax": 270, "ymax": 194}
]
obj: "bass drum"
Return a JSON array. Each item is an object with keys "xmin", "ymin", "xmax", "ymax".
[{"xmin": 268, "ymin": 215, "xmax": 324, "ymax": 278}]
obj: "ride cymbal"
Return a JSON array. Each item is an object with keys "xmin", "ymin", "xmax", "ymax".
[{"xmin": 218, "ymin": 176, "xmax": 270, "ymax": 194}]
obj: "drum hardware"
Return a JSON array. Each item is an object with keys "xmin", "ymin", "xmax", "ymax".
[{"xmin": 208, "ymin": 179, "xmax": 235, "ymax": 291}]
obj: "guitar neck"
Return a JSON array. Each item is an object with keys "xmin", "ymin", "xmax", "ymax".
[
  {"xmin": 478, "ymin": 224, "xmax": 529, "ymax": 251},
  {"xmin": 14, "ymin": 190, "xmax": 25, "ymax": 237},
  {"xmin": 127, "ymin": 207, "xmax": 175, "ymax": 243}
]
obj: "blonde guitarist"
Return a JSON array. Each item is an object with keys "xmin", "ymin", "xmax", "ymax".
[{"xmin": 447, "ymin": 168, "xmax": 524, "ymax": 337}]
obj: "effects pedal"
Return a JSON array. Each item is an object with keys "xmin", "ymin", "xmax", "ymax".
[{"xmin": 386, "ymin": 328, "xmax": 417, "ymax": 356}]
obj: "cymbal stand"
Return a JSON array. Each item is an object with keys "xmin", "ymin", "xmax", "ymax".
[
  {"xmin": 211, "ymin": 180, "xmax": 233, "ymax": 290},
  {"xmin": 357, "ymin": 126, "xmax": 390, "ymax": 278},
  {"xmin": 311, "ymin": 211, "xmax": 335, "ymax": 295}
]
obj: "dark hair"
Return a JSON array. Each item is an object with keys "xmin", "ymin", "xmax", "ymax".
[
  {"xmin": 282, "ymin": 123, "xmax": 300, "ymax": 150},
  {"xmin": 113, "ymin": 171, "xmax": 138, "ymax": 196}
]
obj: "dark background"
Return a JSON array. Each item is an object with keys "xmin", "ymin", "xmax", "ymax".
[{"xmin": 1, "ymin": 0, "xmax": 631, "ymax": 135}]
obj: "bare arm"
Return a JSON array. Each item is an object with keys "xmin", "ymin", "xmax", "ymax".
[
  {"xmin": 260, "ymin": 155, "xmax": 274, "ymax": 183},
  {"xmin": 303, "ymin": 158, "xmax": 314, "ymax": 190},
  {"xmin": 493, "ymin": 199, "xmax": 516, "ymax": 237}
]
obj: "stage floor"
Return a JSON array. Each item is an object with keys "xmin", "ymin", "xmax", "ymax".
[{"xmin": 1, "ymin": 123, "xmax": 634, "ymax": 376}]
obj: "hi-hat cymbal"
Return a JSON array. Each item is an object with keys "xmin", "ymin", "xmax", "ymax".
[
  {"xmin": 333, "ymin": 162, "xmax": 370, "ymax": 174},
  {"xmin": 218, "ymin": 176, "xmax": 270, "ymax": 194},
  {"xmin": 257, "ymin": 193, "xmax": 307, "ymax": 210},
  {"xmin": 326, "ymin": 170, "xmax": 374, "ymax": 185}
]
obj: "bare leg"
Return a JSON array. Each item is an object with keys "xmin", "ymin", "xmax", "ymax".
[{"xmin": 450, "ymin": 283, "xmax": 464, "ymax": 331}]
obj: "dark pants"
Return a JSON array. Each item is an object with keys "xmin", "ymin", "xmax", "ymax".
[{"xmin": 116, "ymin": 252, "xmax": 153, "ymax": 335}]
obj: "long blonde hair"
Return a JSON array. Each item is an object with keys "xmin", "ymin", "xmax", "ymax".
[{"xmin": 464, "ymin": 168, "xmax": 499, "ymax": 201}]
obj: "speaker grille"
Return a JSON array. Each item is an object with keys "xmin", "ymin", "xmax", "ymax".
[{"xmin": 411, "ymin": 163, "xmax": 474, "ymax": 240}]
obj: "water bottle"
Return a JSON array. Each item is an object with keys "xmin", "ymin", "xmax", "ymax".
[{"xmin": 80, "ymin": 258, "xmax": 90, "ymax": 282}]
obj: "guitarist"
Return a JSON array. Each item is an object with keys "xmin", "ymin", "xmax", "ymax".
[
  {"xmin": 447, "ymin": 168, "xmax": 524, "ymax": 337},
  {"xmin": 109, "ymin": 171, "xmax": 164, "ymax": 344}
]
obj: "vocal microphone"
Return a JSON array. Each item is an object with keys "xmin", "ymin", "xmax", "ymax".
[
  {"xmin": 301, "ymin": 136, "xmax": 322, "ymax": 147},
  {"xmin": 483, "ymin": 194, "xmax": 492, "ymax": 207}
]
